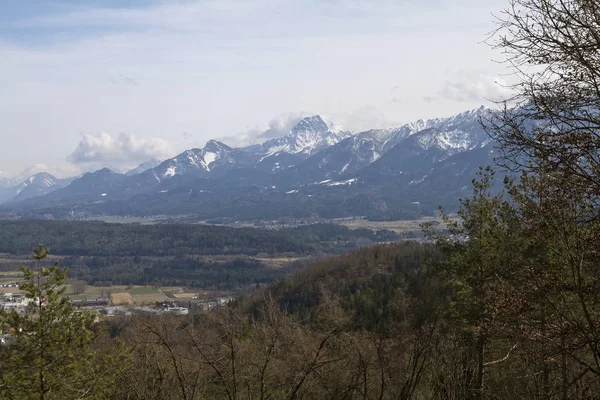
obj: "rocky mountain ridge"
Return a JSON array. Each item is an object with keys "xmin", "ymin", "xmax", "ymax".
[{"xmin": 1, "ymin": 107, "xmax": 500, "ymax": 221}]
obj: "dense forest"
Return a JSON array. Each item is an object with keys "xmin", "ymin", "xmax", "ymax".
[
  {"xmin": 0, "ymin": 220, "xmax": 400, "ymax": 257},
  {"xmin": 0, "ymin": 221, "xmax": 402, "ymax": 288}
]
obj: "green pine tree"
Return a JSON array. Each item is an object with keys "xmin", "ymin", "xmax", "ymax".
[
  {"xmin": 427, "ymin": 167, "xmax": 522, "ymax": 399},
  {"xmin": 0, "ymin": 245, "xmax": 124, "ymax": 400}
]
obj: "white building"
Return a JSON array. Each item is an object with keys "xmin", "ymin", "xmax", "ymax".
[
  {"xmin": 166, "ymin": 307, "xmax": 189, "ymax": 316},
  {"xmin": 0, "ymin": 293, "xmax": 35, "ymax": 312}
]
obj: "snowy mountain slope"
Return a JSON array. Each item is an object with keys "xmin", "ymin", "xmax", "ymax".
[
  {"xmin": 408, "ymin": 106, "xmax": 492, "ymax": 153},
  {"xmin": 14, "ymin": 173, "xmax": 58, "ymax": 195},
  {"xmin": 3, "ymin": 106, "xmax": 504, "ymax": 221},
  {"xmin": 290, "ymin": 106, "xmax": 491, "ymax": 183},
  {"xmin": 0, "ymin": 173, "xmax": 73, "ymax": 203},
  {"xmin": 151, "ymin": 140, "xmax": 246, "ymax": 181},
  {"xmin": 250, "ymin": 115, "xmax": 353, "ymax": 158},
  {"xmin": 126, "ymin": 159, "xmax": 163, "ymax": 176},
  {"xmin": 15, "ymin": 168, "xmax": 128, "ymax": 205}
]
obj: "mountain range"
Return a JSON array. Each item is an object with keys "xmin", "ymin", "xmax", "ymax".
[{"xmin": 0, "ymin": 107, "xmax": 499, "ymax": 222}]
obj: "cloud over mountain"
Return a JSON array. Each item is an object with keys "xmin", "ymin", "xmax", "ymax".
[
  {"xmin": 438, "ymin": 70, "xmax": 511, "ymax": 103},
  {"xmin": 67, "ymin": 132, "xmax": 178, "ymax": 170},
  {"xmin": 219, "ymin": 113, "xmax": 310, "ymax": 148}
]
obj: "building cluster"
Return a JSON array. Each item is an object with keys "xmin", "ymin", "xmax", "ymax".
[
  {"xmin": 0, "ymin": 281, "xmax": 21, "ymax": 289},
  {"xmin": 0, "ymin": 293, "xmax": 33, "ymax": 313},
  {"xmin": 70, "ymin": 297, "xmax": 110, "ymax": 307},
  {"xmin": 193, "ymin": 296, "xmax": 235, "ymax": 311},
  {"xmin": 100, "ymin": 305, "xmax": 188, "ymax": 316}
]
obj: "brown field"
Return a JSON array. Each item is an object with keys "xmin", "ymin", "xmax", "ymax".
[
  {"xmin": 0, "ymin": 287, "xmax": 23, "ymax": 294},
  {"xmin": 110, "ymin": 292, "xmax": 134, "ymax": 305},
  {"xmin": 132, "ymin": 294, "xmax": 167, "ymax": 304}
]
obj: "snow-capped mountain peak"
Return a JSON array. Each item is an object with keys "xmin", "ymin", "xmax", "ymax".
[
  {"xmin": 154, "ymin": 140, "xmax": 239, "ymax": 179},
  {"xmin": 158, "ymin": 149, "xmax": 206, "ymax": 179},
  {"xmin": 15, "ymin": 173, "xmax": 58, "ymax": 195},
  {"xmin": 204, "ymin": 139, "xmax": 232, "ymax": 153},
  {"xmin": 289, "ymin": 115, "xmax": 329, "ymax": 136},
  {"xmin": 409, "ymin": 106, "xmax": 492, "ymax": 152},
  {"xmin": 354, "ymin": 106, "xmax": 491, "ymax": 156},
  {"xmin": 291, "ymin": 106, "xmax": 494, "ymax": 182},
  {"xmin": 257, "ymin": 115, "xmax": 353, "ymax": 157}
]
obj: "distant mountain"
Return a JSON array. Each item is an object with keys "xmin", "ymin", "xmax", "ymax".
[
  {"xmin": 25, "ymin": 168, "xmax": 127, "ymax": 206},
  {"xmin": 126, "ymin": 159, "xmax": 163, "ymax": 176},
  {"xmin": 12, "ymin": 173, "xmax": 73, "ymax": 202},
  {"xmin": 0, "ymin": 173, "xmax": 74, "ymax": 204},
  {"xmin": 290, "ymin": 106, "xmax": 491, "ymax": 183},
  {"xmin": 150, "ymin": 140, "xmax": 251, "ymax": 182},
  {"xmin": 2, "ymin": 107, "xmax": 502, "ymax": 221},
  {"xmin": 408, "ymin": 107, "xmax": 492, "ymax": 153},
  {"xmin": 253, "ymin": 115, "xmax": 352, "ymax": 156},
  {"xmin": 286, "ymin": 126, "xmax": 415, "ymax": 184}
]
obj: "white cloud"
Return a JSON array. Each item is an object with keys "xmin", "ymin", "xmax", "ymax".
[
  {"xmin": 328, "ymin": 106, "xmax": 402, "ymax": 132},
  {"xmin": 67, "ymin": 132, "xmax": 179, "ymax": 171},
  {"xmin": 218, "ymin": 112, "xmax": 310, "ymax": 148},
  {"xmin": 438, "ymin": 70, "xmax": 512, "ymax": 103},
  {"xmin": 0, "ymin": 164, "xmax": 82, "ymax": 181},
  {"xmin": 16, "ymin": 163, "xmax": 82, "ymax": 180},
  {"xmin": 218, "ymin": 108, "xmax": 403, "ymax": 148}
]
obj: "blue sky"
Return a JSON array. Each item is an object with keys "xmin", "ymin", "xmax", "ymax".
[{"xmin": 0, "ymin": 0, "xmax": 511, "ymax": 178}]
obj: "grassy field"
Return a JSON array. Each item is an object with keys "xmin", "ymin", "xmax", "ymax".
[
  {"xmin": 128, "ymin": 286, "xmax": 160, "ymax": 295},
  {"xmin": 335, "ymin": 216, "xmax": 455, "ymax": 234},
  {"xmin": 0, "ymin": 274, "xmax": 175, "ymax": 304}
]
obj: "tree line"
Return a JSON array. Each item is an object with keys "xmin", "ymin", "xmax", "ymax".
[
  {"xmin": 0, "ymin": 222, "xmax": 400, "ymax": 289},
  {"xmin": 0, "ymin": 221, "xmax": 399, "ymax": 258}
]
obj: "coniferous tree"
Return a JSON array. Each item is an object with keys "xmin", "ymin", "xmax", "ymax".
[
  {"xmin": 428, "ymin": 167, "xmax": 523, "ymax": 399},
  {"xmin": 0, "ymin": 245, "xmax": 124, "ymax": 400}
]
